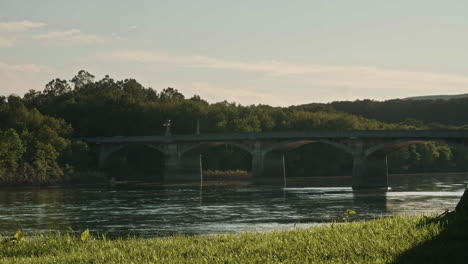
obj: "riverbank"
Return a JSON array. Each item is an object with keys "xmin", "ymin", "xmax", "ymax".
[{"xmin": 1, "ymin": 214, "xmax": 466, "ymax": 264}]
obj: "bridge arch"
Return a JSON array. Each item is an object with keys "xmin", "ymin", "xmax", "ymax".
[
  {"xmin": 202, "ymin": 143, "xmax": 253, "ymax": 175},
  {"xmin": 99, "ymin": 143, "xmax": 166, "ymax": 180},
  {"xmin": 351, "ymin": 138, "xmax": 468, "ymax": 189},
  {"xmin": 262, "ymin": 139, "xmax": 352, "ymax": 155},
  {"xmin": 253, "ymin": 139, "xmax": 353, "ymax": 184},
  {"xmin": 99, "ymin": 143, "xmax": 165, "ymax": 166}
]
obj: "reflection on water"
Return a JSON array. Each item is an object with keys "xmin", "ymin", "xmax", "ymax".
[{"xmin": 0, "ymin": 173, "xmax": 467, "ymax": 236}]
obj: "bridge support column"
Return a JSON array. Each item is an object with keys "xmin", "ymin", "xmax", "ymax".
[
  {"xmin": 98, "ymin": 150, "xmax": 106, "ymax": 169},
  {"xmin": 98, "ymin": 144, "xmax": 115, "ymax": 169},
  {"xmin": 164, "ymin": 144, "xmax": 202, "ymax": 184},
  {"xmin": 252, "ymin": 148, "xmax": 286, "ymax": 185},
  {"xmin": 352, "ymin": 152, "xmax": 388, "ymax": 190}
]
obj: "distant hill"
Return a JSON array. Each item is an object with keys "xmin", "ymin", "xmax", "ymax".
[
  {"xmin": 404, "ymin": 93, "xmax": 468, "ymax": 101},
  {"xmin": 291, "ymin": 94, "xmax": 468, "ymax": 126}
]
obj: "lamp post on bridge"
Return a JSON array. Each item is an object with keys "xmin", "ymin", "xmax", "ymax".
[{"xmin": 163, "ymin": 119, "xmax": 171, "ymax": 136}]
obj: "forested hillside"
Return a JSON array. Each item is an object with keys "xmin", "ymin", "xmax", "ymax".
[
  {"xmin": 294, "ymin": 98, "xmax": 468, "ymax": 127},
  {"xmin": 1, "ymin": 70, "xmax": 468, "ymax": 185}
]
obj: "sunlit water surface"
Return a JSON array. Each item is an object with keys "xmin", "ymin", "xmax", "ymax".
[{"xmin": 0, "ymin": 173, "xmax": 467, "ymax": 236}]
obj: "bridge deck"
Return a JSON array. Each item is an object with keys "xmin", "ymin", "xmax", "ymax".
[{"xmin": 82, "ymin": 130, "xmax": 468, "ymax": 144}]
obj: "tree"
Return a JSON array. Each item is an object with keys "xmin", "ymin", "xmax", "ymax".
[
  {"xmin": 0, "ymin": 129, "xmax": 25, "ymax": 172},
  {"xmin": 71, "ymin": 70, "xmax": 95, "ymax": 89},
  {"xmin": 44, "ymin": 79, "xmax": 71, "ymax": 96},
  {"xmin": 160, "ymin": 87, "xmax": 185, "ymax": 100}
]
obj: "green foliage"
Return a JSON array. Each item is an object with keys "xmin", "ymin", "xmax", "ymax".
[
  {"xmin": 388, "ymin": 142, "xmax": 463, "ymax": 173},
  {"xmin": 0, "ymin": 215, "xmax": 466, "ymax": 263},
  {"xmin": 343, "ymin": 209, "xmax": 357, "ymax": 221},
  {"xmin": 80, "ymin": 229, "xmax": 91, "ymax": 242},
  {"xmin": 0, "ymin": 129, "xmax": 25, "ymax": 171},
  {"xmin": 44, "ymin": 79, "xmax": 71, "ymax": 96},
  {"xmin": 0, "ymin": 97, "xmax": 85, "ymax": 185},
  {"xmin": 13, "ymin": 231, "xmax": 22, "ymax": 242}
]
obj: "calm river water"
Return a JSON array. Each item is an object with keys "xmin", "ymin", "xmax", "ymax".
[{"xmin": 0, "ymin": 173, "xmax": 467, "ymax": 237}]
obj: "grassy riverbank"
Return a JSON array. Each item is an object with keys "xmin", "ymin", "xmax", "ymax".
[{"xmin": 1, "ymin": 214, "xmax": 467, "ymax": 264}]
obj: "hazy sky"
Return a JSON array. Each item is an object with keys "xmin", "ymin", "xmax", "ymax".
[{"xmin": 1, "ymin": 0, "xmax": 468, "ymax": 106}]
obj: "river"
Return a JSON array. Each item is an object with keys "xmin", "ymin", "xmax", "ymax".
[{"xmin": 0, "ymin": 173, "xmax": 467, "ymax": 237}]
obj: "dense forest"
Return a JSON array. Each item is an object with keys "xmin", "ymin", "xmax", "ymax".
[{"xmin": 1, "ymin": 70, "xmax": 468, "ymax": 185}]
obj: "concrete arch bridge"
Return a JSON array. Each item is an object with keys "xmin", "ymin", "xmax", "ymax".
[{"xmin": 82, "ymin": 130, "xmax": 468, "ymax": 189}]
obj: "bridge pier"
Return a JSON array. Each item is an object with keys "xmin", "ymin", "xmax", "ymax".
[
  {"xmin": 98, "ymin": 150, "xmax": 107, "ymax": 169},
  {"xmin": 352, "ymin": 152, "xmax": 388, "ymax": 189},
  {"xmin": 163, "ymin": 145, "xmax": 202, "ymax": 184},
  {"xmin": 252, "ymin": 151, "xmax": 286, "ymax": 185}
]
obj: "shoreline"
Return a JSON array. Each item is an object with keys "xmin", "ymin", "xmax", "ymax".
[{"xmin": 1, "ymin": 171, "xmax": 467, "ymax": 190}]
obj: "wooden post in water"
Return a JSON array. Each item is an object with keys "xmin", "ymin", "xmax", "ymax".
[{"xmin": 199, "ymin": 153, "xmax": 203, "ymax": 186}]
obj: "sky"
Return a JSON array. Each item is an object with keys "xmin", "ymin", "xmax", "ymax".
[{"xmin": 1, "ymin": 0, "xmax": 468, "ymax": 106}]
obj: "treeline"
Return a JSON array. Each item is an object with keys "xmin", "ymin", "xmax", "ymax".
[
  {"xmin": 1, "ymin": 70, "xmax": 468, "ymax": 184},
  {"xmin": 21, "ymin": 71, "xmax": 414, "ymax": 137},
  {"xmin": 295, "ymin": 98, "xmax": 468, "ymax": 127}
]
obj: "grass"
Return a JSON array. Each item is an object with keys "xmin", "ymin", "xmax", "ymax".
[
  {"xmin": 203, "ymin": 170, "xmax": 251, "ymax": 181},
  {"xmin": 1, "ymin": 214, "xmax": 467, "ymax": 264}
]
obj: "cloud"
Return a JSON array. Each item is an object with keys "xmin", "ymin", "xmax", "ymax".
[
  {"xmin": 103, "ymin": 50, "xmax": 468, "ymax": 99},
  {"xmin": 0, "ymin": 62, "xmax": 42, "ymax": 73},
  {"xmin": 0, "ymin": 62, "xmax": 48, "ymax": 95},
  {"xmin": 111, "ymin": 32, "xmax": 121, "ymax": 39},
  {"xmin": 35, "ymin": 29, "xmax": 104, "ymax": 45},
  {"xmin": 0, "ymin": 37, "xmax": 13, "ymax": 48},
  {"xmin": 0, "ymin": 20, "xmax": 46, "ymax": 32}
]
